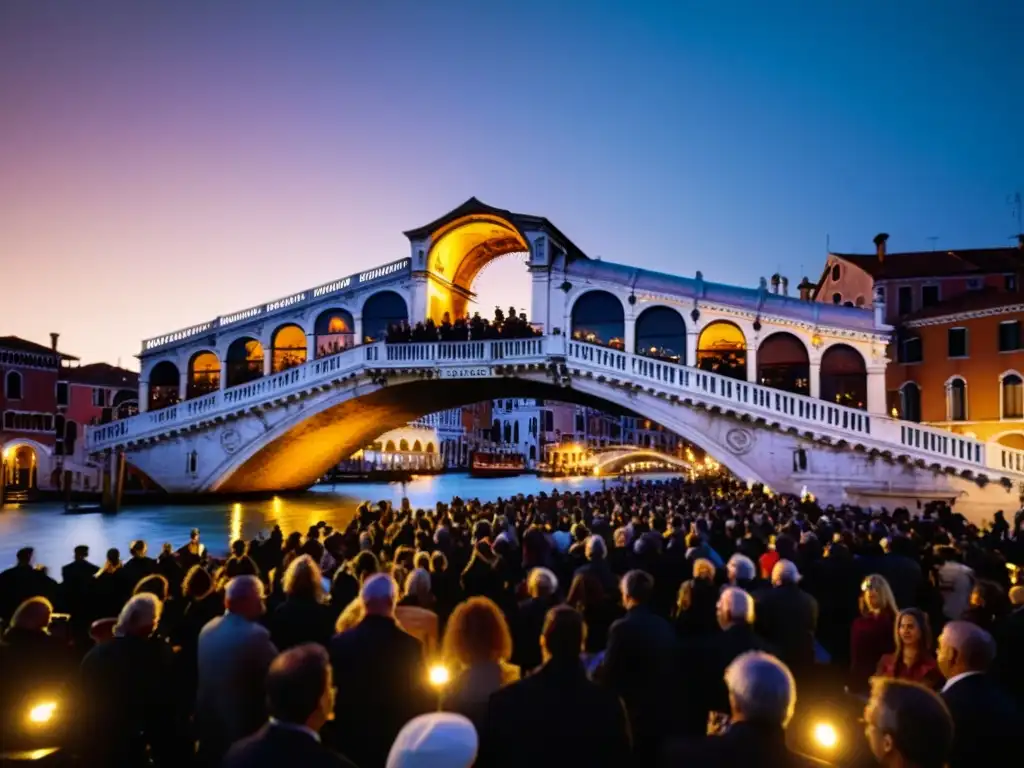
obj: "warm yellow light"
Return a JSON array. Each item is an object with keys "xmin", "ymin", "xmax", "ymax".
[
  {"xmin": 890, "ymin": 407, "xmax": 899, "ymax": 418},
  {"xmin": 813, "ymin": 722, "xmax": 838, "ymax": 749},
  {"xmin": 28, "ymin": 701, "xmax": 57, "ymax": 724},
  {"xmin": 428, "ymin": 664, "xmax": 450, "ymax": 688}
]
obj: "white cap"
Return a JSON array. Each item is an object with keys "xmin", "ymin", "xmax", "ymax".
[{"xmin": 386, "ymin": 712, "xmax": 478, "ymax": 768}]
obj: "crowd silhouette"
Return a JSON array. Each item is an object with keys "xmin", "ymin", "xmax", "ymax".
[
  {"xmin": 386, "ymin": 307, "xmax": 541, "ymax": 344},
  {"xmin": 0, "ymin": 477, "xmax": 1021, "ymax": 767}
]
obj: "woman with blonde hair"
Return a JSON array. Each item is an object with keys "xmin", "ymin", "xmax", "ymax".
[
  {"xmin": 875, "ymin": 607, "xmax": 943, "ymax": 689},
  {"xmin": 849, "ymin": 573, "xmax": 899, "ymax": 692},
  {"xmin": 268, "ymin": 554, "xmax": 334, "ymax": 650},
  {"xmin": 395, "ymin": 568, "xmax": 439, "ymax": 657},
  {"xmin": 440, "ymin": 596, "xmax": 520, "ymax": 729}
]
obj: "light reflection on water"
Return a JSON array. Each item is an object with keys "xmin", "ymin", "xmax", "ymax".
[{"xmin": 0, "ymin": 472, "xmax": 681, "ymax": 573}]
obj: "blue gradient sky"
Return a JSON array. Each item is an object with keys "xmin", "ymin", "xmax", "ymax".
[{"xmin": 2, "ymin": 1, "xmax": 1021, "ymax": 368}]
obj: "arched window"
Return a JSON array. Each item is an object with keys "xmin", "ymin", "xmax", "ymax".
[
  {"xmin": 514, "ymin": 421, "xmax": 520, "ymax": 443},
  {"xmin": 425, "ymin": 442, "xmax": 435, "ymax": 454},
  {"xmin": 900, "ymin": 382, "xmax": 922, "ymax": 423},
  {"xmin": 187, "ymin": 350, "xmax": 220, "ymax": 399},
  {"xmin": 148, "ymin": 360, "xmax": 180, "ymax": 411},
  {"xmin": 271, "ymin": 324, "xmax": 307, "ymax": 373},
  {"xmin": 363, "ymin": 291, "xmax": 408, "ymax": 342},
  {"xmin": 1001, "ymin": 372, "xmax": 1023, "ymax": 419},
  {"xmin": 757, "ymin": 332, "xmax": 809, "ymax": 394},
  {"xmin": 399, "ymin": 439, "xmax": 409, "ymax": 451},
  {"xmin": 226, "ymin": 337, "xmax": 264, "ymax": 388},
  {"xmin": 571, "ymin": 291, "xmax": 625, "ymax": 349},
  {"xmin": 412, "ymin": 440, "xmax": 422, "ymax": 452},
  {"xmin": 820, "ymin": 344, "xmax": 867, "ymax": 410},
  {"xmin": 385, "ymin": 440, "xmax": 397, "ymax": 452},
  {"xmin": 314, "ymin": 308, "xmax": 355, "ymax": 357},
  {"xmin": 697, "ymin": 321, "xmax": 747, "ymax": 381},
  {"xmin": 4, "ymin": 371, "xmax": 22, "ymax": 400},
  {"xmin": 946, "ymin": 377, "xmax": 967, "ymax": 422},
  {"xmin": 503, "ymin": 422, "xmax": 512, "ymax": 443},
  {"xmin": 635, "ymin": 306, "xmax": 686, "ymax": 363},
  {"xmin": 831, "ymin": 264, "xmax": 841, "ymax": 281}
]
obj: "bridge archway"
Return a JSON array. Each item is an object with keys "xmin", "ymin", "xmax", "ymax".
[
  {"xmin": 271, "ymin": 324, "xmax": 307, "ymax": 373},
  {"xmin": 757, "ymin": 332, "xmax": 809, "ymax": 395},
  {"xmin": 418, "ymin": 212, "xmax": 530, "ymax": 322},
  {"xmin": 592, "ymin": 448, "xmax": 692, "ymax": 475},
  {"xmin": 571, "ymin": 290, "xmax": 625, "ymax": 349},
  {"xmin": 820, "ymin": 343, "xmax": 867, "ymax": 410},
  {"xmin": 362, "ymin": 291, "xmax": 408, "ymax": 342},
  {"xmin": 697, "ymin": 321, "xmax": 747, "ymax": 380},
  {"xmin": 187, "ymin": 350, "xmax": 220, "ymax": 399},
  {"xmin": 226, "ymin": 337, "xmax": 264, "ymax": 388},
  {"xmin": 314, "ymin": 308, "xmax": 355, "ymax": 357},
  {"xmin": 148, "ymin": 360, "xmax": 180, "ymax": 410},
  {"xmin": 635, "ymin": 306, "xmax": 686, "ymax": 363}
]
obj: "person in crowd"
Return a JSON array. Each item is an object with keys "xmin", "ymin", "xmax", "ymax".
[
  {"xmin": 329, "ymin": 573, "xmax": 430, "ymax": 768},
  {"xmin": 995, "ymin": 585, "xmax": 1024, "ymax": 707},
  {"xmin": 566, "ymin": 568, "xmax": 622, "ymax": 659},
  {"xmin": 598, "ymin": 569, "xmax": 681, "ymax": 766},
  {"xmin": 441, "ymin": 595, "xmax": 520, "ymax": 728},
  {"xmin": 223, "ymin": 643, "xmax": 356, "ymax": 768},
  {"xmin": 937, "ymin": 620, "xmax": 1021, "ymax": 768},
  {"xmin": 120, "ymin": 539, "xmax": 158, "ymax": 598},
  {"xmin": 850, "ymin": 574, "xmax": 899, "ymax": 692},
  {"xmin": 268, "ymin": 554, "xmax": 335, "ymax": 651},
  {"xmin": 196, "ymin": 575, "xmax": 278, "ymax": 766},
  {"xmin": 479, "ymin": 605, "xmax": 631, "ymax": 768},
  {"xmin": 395, "ymin": 567, "xmax": 439, "ymax": 657},
  {"xmin": 170, "ymin": 565, "xmax": 224, "ymax": 707},
  {"xmin": 93, "ymin": 546, "xmax": 125, "ymax": 619},
  {"xmin": 726, "ymin": 552, "xmax": 760, "ymax": 592},
  {"xmin": 0, "ymin": 547, "xmax": 56, "ymax": 623},
  {"xmin": 177, "ymin": 528, "xmax": 206, "ymax": 570},
  {"xmin": 961, "ymin": 578, "xmax": 1008, "ymax": 633},
  {"xmin": 875, "ymin": 608, "xmax": 943, "ymax": 689},
  {"xmin": 225, "ymin": 539, "xmax": 261, "ymax": 580},
  {"xmin": 575, "ymin": 534, "xmax": 620, "ymax": 594},
  {"xmin": 512, "ymin": 567, "xmax": 560, "ymax": 672},
  {"xmin": 873, "ymin": 536, "xmax": 925, "ymax": 610},
  {"xmin": 78, "ymin": 593, "xmax": 185, "ymax": 766},
  {"xmin": 863, "ymin": 678, "xmax": 954, "ymax": 768},
  {"xmin": 755, "ymin": 560, "xmax": 819, "ymax": 678},
  {"xmin": 663, "ymin": 651, "xmax": 826, "ymax": 767},
  {"xmin": 673, "ymin": 558, "xmax": 719, "ymax": 640},
  {"xmin": 61, "ymin": 544, "xmax": 98, "ymax": 647},
  {"xmin": 934, "ymin": 546, "xmax": 973, "ymax": 621},
  {"xmin": 387, "ymin": 712, "xmax": 478, "ymax": 768}
]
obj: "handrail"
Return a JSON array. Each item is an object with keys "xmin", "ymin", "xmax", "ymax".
[
  {"xmin": 140, "ymin": 258, "xmax": 411, "ymax": 353},
  {"xmin": 87, "ymin": 336, "xmax": 1024, "ymax": 479}
]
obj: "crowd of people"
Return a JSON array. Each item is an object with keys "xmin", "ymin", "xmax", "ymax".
[
  {"xmin": 0, "ymin": 477, "xmax": 1022, "ymax": 767},
  {"xmin": 385, "ymin": 306, "xmax": 541, "ymax": 344}
]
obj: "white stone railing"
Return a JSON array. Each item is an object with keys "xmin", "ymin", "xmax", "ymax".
[
  {"xmin": 140, "ymin": 258, "xmax": 411, "ymax": 353},
  {"xmin": 87, "ymin": 335, "xmax": 1024, "ymax": 479}
]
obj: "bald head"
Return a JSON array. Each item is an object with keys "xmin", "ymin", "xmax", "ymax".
[
  {"xmin": 937, "ymin": 620, "xmax": 996, "ymax": 679},
  {"xmin": 225, "ymin": 575, "xmax": 265, "ymax": 621}
]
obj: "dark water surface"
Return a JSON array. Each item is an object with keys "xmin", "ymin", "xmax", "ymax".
[{"xmin": 0, "ymin": 472, "xmax": 680, "ymax": 574}]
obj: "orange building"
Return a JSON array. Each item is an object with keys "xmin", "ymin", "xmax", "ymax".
[{"xmin": 815, "ymin": 234, "xmax": 1024, "ymax": 450}]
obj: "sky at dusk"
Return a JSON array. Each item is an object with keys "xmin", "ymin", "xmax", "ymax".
[{"xmin": 1, "ymin": 1, "xmax": 1021, "ymax": 370}]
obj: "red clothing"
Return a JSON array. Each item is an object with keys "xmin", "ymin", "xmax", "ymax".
[
  {"xmin": 849, "ymin": 611, "xmax": 896, "ymax": 692},
  {"xmin": 759, "ymin": 551, "xmax": 780, "ymax": 580},
  {"xmin": 876, "ymin": 652, "xmax": 944, "ymax": 690}
]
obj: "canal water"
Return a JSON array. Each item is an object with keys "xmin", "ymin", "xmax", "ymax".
[{"xmin": 0, "ymin": 472, "xmax": 681, "ymax": 574}]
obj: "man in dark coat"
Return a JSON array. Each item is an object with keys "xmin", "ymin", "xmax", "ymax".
[
  {"xmin": 119, "ymin": 540, "xmax": 158, "ymax": 598},
  {"xmin": 754, "ymin": 560, "xmax": 818, "ymax": 678},
  {"xmin": 597, "ymin": 569, "xmax": 680, "ymax": 765},
  {"xmin": 0, "ymin": 548, "xmax": 56, "ymax": 624},
  {"xmin": 329, "ymin": 573, "xmax": 430, "ymax": 768},
  {"xmin": 61, "ymin": 545, "xmax": 98, "ymax": 646},
  {"xmin": 224, "ymin": 644, "xmax": 357, "ymax": 768},
  {"xmin": 662, "ymin": 651, "xmax": 830, "ymax": 768},
  {"xmin": 479, "ymin": 605, "xmax": 631, "ymax": 768},
  {"xmin": 937, "ymin": 621, "xmax": 1022, "ymax": 768}
]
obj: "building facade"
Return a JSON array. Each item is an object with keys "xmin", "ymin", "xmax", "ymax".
[{"xmin": 814, "ymin": 234, "xmax": 1024, "ymax": 449}]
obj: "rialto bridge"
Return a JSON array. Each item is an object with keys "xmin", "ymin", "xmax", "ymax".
[{"xmin": 86, "ymin": 199, "xmax": 1024, "ymax": 522}]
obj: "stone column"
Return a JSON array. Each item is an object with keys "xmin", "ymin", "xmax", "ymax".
[
  {"xmin": 809, "ymin": 361, "xmax": 821, "ymax": 399},
  {"xmin": 867, "ymin": 365, "xmax": 888, "ymax": 416},
  {"xmin": 686, "ymin": 332, "xmax": 699, "ymax": 368},
  {"xmin": 353, "ymin": 314, "xmax": 363, "ymax": 346},
  {"xmin": 178, "ymin": 368, "xmax": 189, "ymax": 400},
  {"xmin": 219, "ymin": 360, "xmax": 228, "ymax": 390},
  {"xmin": 530, "ymin": 270, "xmax": 551, "ymax": 333},
  {"xmin": 746, "ymin": 343, "xmax": 758, "ymax": 384},
  {"xmin": 138, "ymin": 380, "xmax": 149, "ymax": 413},
  {"xmin": 263, "ymin": 350, "xmax": 273, "ymax": 377},
  {"xmin": 306, "ymin": 333, "xmax": 316, "ymax": 361},
  {"xmin": 624, "ymin": 315, "xmax": 636, "ymax": 354}
]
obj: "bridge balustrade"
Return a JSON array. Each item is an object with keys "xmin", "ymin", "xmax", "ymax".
[{"xmin": 86, "ymin": 335, "xmax": 1024, "ymax": 482}]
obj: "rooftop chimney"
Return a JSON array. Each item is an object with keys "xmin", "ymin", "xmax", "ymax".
[
  {"xmin": 873, "ymin": 233, "xmax": 889, "ymax": 262},
  {"xmin": 781, "ymin": 276, "xmax": 789, "ymax": 297},
  {"xmin": 50, "ymin": 332, "xmax": 59, "ymax": 352}
]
